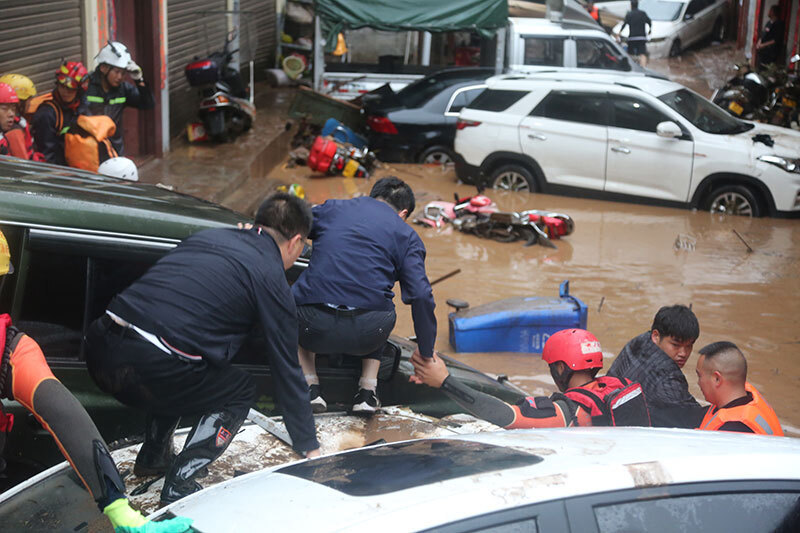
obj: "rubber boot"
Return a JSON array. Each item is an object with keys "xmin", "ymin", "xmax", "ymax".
[
  {"xmin": 134, "ymin": 414, "xmax": 180, "ymax": 477},
  {"xmin": 160, "ymin": 410, "xmax": 244, "ymax": 505}
]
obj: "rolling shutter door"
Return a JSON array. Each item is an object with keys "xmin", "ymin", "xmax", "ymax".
[
  {"xmin": 240, "ymin": 0, "xmax": 278, "ymax": 76},
  {"xmin": 0, "ymin": 1, "xmax": 84, "ymax": 94},
  {"xmin": 167, "ymin": 0, "xmax": 228, "ymax": 138}
]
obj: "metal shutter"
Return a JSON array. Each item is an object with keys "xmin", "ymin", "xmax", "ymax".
[
  {"xmin": 240, "ymin": 0, "xmax": 278, "ymax": 77},
  {"xmin": 0, "ymin": 0, "xmax": 84, "ymax": 94},
  {"xmin": 167, "ymin": 0, "xmax": 228, "ymax": 137}
]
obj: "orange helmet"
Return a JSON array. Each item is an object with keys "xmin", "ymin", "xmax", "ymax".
[
  {"xmin": 56, "ymin": 61, "xmax": 89, "ymax": 90},
  {"xmin": 0, "ymin": 82, "xmax": 19, "ymax": 104},
  {"xmin": 543, "ymin": 329, "xmax": 603, "ymax": 371}
]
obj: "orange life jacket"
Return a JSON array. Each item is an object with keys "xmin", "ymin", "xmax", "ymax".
[
  {"xmin": 41, "ymin": 100, "xmax": 117, "ymax": 171},
  {"xmin": 590, "ymin": 6, "xmax": 600, "ymax": 20},
  {"xmin": 25, "ymin": 91, "xmax": 53, "ymax": 122},
  {"xmin": 698, "ymin": 382, "xmax": 784, "ymax": 436}
]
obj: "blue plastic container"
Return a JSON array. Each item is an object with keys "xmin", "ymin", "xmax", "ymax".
[
  {"xmin": 321, "ymin": 118, "xmax": 368, "ymax": 149},
  {"xmin": 448, "ymin": 280, "xmax": 588, "ymax": 353}
]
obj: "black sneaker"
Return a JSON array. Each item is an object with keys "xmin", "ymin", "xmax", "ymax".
[
  {"xmin": 352, "ymin": 388, "xmax": 380, "ymax": 414},
  {"xmin": 309, "ymin": 384, "xmax": 327, "ymax": 413}
]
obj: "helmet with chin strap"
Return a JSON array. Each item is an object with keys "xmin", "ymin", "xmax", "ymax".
[
  {"xmin": 0, "ymin": 83, "xmax": 19, "ymax": 105},
  {"xmin": 56, "ymin": 61, "xmax": 89, "ymax": 91},
  {"xmin": 94, "ymin": 41, "xmax": 133, "ymax": 70},
  {"xmin": 0, "ymin": 74, "xmax": 36, "ymax": 101},
  {"xmin": 542, "ymin": 328, "xmax": 603, "ymax": 391}
]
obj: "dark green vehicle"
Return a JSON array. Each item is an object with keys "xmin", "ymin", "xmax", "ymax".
[{"xmin": 0, "ymin": 156, "xmax": 524, "ymax": 491}]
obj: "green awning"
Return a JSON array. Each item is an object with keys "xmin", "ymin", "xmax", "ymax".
[{"xmin": 315, "ymin": 0, "xmax": 509, "ymax": 52}]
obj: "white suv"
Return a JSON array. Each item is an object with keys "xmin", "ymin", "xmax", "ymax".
[{"xmin": 454, "ymin": 72, "xmax": 800, "ymax": 217}]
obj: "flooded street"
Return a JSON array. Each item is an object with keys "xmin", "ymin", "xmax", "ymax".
[{"xmin": 268, "ymin": 162, "xmax": 800, "ymax": 436}]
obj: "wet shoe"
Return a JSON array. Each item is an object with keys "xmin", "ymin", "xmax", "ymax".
[
  {"xmin": 352, "ymin": 388, "xmax": 380, "ymax": 414},
  {"xmin": 309, "ymin": 384, "xmax": 327, "ymax": 413}
]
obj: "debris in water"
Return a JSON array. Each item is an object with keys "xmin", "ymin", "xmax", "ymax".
[{"xmin": 732, "ymin": 229, "xmax": 754, "ymax": 253}]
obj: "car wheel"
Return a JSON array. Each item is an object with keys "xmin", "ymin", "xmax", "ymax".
[
  {"xmin": 712, "ymin": 17, "xmax": 725, "ymax": 42},
  {"xmin": 419, "ymin": 145, "xmax": 456, "ymax": 165},
  {"xmin": 705, "ymin": 185, "xmax": 762, "ymax": 217},
  {"xmin": 491, "ymin": 165, "xmax": 537, "ymax": 193},
  {"xmin": 669, "ymin": 39, "xmax": 681, "ymax": 58}
]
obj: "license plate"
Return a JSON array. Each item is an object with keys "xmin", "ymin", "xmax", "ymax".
[
  {"xmin": 782, "ymin": 97, "xmax": 797, "ymax": 108},
  {"xmin": 728, "ymin": 101, "xmax": 744, "ymax": 115}
]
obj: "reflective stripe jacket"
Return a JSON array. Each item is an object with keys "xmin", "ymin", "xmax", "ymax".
[
  {"xmin": 86, "ymin": 69, "xmax": 155, "ymax": 155},
  {"xmin": 699, "ymin": 382, "xmax": 784, "ymax": 436}
]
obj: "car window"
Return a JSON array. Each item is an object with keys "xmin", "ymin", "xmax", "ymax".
[
  {"xmin": 448, "ymin": 88, "xmax": 485, "ymax": 114},
  {"xmin": 523, "ymin": 37, "xmax": 564, "ymax": 66},
  {"xmin": 659, "ymin": 88, "xmax": 753, "ymax": 134},
  {"xmin": 575, "ymin": 39, "xmax": 630, "ymax": 71},
  {"xmin": 685, "ymin": 0, "xmax": 705, "ymax": 16},
  {"xmin": 610, "ymin": 96, "xmax": 674, "ymax": 133},
  {"xmin": 594, "ymin": 491, "xmax": 800, "ymax": 532},
  {"xmin": 530, "ymin": 91, "xmax": 607, "ymax": 126},
  {"xmin": 638, "ymin": 0, "xmax": 685, "ymax": 21},
  {"xmin": 468, "ymin": 89, "xmax": 528, "ymax": 112}
]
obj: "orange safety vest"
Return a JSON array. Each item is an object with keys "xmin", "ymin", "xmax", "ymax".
[
  {"xmin": 698, "ymin": 382, "xmax": 784, "ymax": 436},
  {"xmin": 590, "ymin": 6, "xmax": 600, "ymax": 21},
  {"xmin": 25, "ymin": 91, "xmax": 53, "ymax": 122}
]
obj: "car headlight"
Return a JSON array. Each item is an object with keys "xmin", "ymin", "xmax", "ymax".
[{"xmin": 758, "ymin": 154, "xmax": 800, "ymax": 173}]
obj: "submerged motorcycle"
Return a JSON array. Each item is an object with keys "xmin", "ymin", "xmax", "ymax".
[
  {"xmin": 414, "ymin": 192, "xmax": 574, "ymax": 248},
  {"xmin": 185, "ymin": 31, "xmax": 255, "ymax": 142}
]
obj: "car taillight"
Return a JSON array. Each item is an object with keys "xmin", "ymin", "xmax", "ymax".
[
  {"xmin": 456, "ymin": 119, "xmax": 482, "ymax": 130},
  {"xmin": 367, "ymin": 116, "xmax": 398, "ymax": 134}
]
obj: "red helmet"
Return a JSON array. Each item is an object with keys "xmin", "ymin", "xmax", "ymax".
[
  {"xmin": 56, "ymin": 61, "xmax": 89, "ymax": 90},
  {"xmin": 542, "ymin": 328, "xmax": 603, "ymax": 371},
  {"xmin": 0, "ymin": 82, "xmax": 19, "ymax": 104}
]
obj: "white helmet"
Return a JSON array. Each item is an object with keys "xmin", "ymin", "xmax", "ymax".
[
  {"xmin": 98, "ymin": 157, "xmax": 139, "ymax": 182},
  {"xmin": 95, "ymin": 41, "xmax": 133, "ymax": 70}
]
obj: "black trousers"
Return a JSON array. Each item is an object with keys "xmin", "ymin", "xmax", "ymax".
[
  {"xmin": 85, "ymin": 315, "xmax": 256, "ymax": 420},
  {"xmin": 297, "ymin": 304, "xmax": 396, "ymax": 359}
]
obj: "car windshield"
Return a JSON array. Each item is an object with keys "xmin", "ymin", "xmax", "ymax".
[
  {"xmin": 659, "ymin": 89, "xmax": 755, "ymax": 134},
  {"xmin": 639, "ymin": 0, "xmax": 685, "ymax": 21}
]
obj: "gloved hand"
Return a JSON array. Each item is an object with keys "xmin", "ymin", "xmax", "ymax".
[
  {"xmin": 105, "ymin": 498, "xmax": 193, "ymax": 533},
  {"xmin": 114, "ymin": 517, "xmax": 194, "ymax": 533},
  {"xmin": 127, "ymin": 61, "xmax": 143, "ymax": 82}
]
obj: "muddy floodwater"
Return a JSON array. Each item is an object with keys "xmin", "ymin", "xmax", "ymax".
[{"xmin": 268, "ymin": 161, "xmax": 800, "ymax": 436}]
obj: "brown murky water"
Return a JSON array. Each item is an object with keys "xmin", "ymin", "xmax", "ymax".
[{"xmin": 269, "ymin": 160, "xmax": 800, "ymax": 436}]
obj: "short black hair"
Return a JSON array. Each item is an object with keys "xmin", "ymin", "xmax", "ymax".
[
  {"xmin": 699, "ymin": 341, "xmax": 747, "ymax": 380},
  {"xmin": 699, "ymin": 340, "xmax": 740, "ymax": 358},
  {"xmin": 255, "ymin": 192, "xmax": 313, "ymax": 241},
  {"xmin": 651, "ymin": 304, "xmax": 699, "ymax": 342},
  {"xmin": 369, "ymin": 176, "xmax": 415, "ymax": 215}
]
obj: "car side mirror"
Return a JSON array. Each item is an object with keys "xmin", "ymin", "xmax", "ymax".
[
  {"xmin": 684, "ymin": 13, "xmax": 694, "ymax": 21},
  {"xmin": 657, "ymin": 121, "xmax": 683, "ymax": 138}
]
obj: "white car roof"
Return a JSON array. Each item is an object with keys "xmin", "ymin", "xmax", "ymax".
[
  {"xmin": 509, "ymin": 16, "xmax": 609, "ymax": 37},
  {"xmin": 486, "ymin": 71, "xmax": 686, "ymax": 98},
  {"xmin": 155, "ymin": 428, "xmax": 800, "ymax": 532}
]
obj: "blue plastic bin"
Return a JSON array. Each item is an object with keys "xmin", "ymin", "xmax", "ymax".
[
  {"xmin": 321, "ymin": 118, "xmax": 368, "ymax": 149},
  {"xmin": 448, "ymin": 280, "xmax": 588, "ymax": 353}
]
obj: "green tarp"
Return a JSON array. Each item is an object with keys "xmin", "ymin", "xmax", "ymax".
[{"xmin": 315, "ymin": 0, "xmax": 509, "ymax": 52}]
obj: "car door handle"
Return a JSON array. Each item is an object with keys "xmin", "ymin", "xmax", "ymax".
[
  {"xmin": 528, "ymin": 133, "xmax": 547, "ymax": 141},
  {"xmin": 611, "ymin": 146, "xmax": 631, "ymax": 154}
]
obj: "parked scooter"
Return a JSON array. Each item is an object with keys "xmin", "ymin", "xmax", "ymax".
[
  {"xmin": 765, "ymin": 55, "xmax": 800, "ymax": 129},
  {"xmin": 185, "ymin": 31, "xmax": 255, "ymax": 142},
  {"xmin": 414, "ymin": 191, "xmax": 574, "ymax": 248}
]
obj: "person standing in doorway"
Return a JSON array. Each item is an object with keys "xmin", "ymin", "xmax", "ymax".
[{"xmin": 756, "ymin": 6, "xmax": 785, "ymax": 67}]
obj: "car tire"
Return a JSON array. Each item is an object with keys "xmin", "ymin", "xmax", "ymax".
[
  {"xmin": 669, "ymin": 39, "xmax": 681, "ymax": 58},
  {"xmin": 712, "ymin": 17, "xmax": 725, "ymax": 43},
  {"xmin": 418, "ymin": 145, "xmax": 456, "ymax": 165},
  {"xmin": 705, "ymin": 184, "xmax": 762, "ymax": 217},
  {"xmin": 491, "ymin": 164, "xmax": 538, "ymax": 193}
]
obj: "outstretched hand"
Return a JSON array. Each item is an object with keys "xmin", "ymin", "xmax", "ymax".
[{"xmin": 409, "ymin": 349, "xmax": 449, "ymax": 388}]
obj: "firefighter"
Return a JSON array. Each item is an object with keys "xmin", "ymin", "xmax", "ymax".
[
  {"xmin": 696, "ymin": 341, "xmax": 783, "ymax": 435},
  {"xmin": 0, "ymin": 230, "xmax": 192, "ymax": 532},
  {"xmin": 32, "ymin": 61, "xmax": 89, "ymax": 165},
  {"xmin": 0, "ymin": 76, "xmax": 43, "ymax": 161},
  {"xmin": 87, "ymin": 41, "xmax": 155, "ymax": 156},
  {"xmin": 411, "ymin": 328, "xmax": 650, "ymax": 428}
]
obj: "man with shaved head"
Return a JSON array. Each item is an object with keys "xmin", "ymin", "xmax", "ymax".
[{"xmin": 695, "ymin": 341, "xmax": 783, "ymax": 436}]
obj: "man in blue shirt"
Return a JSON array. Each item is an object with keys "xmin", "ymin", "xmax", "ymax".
[{"xmin": 292, "ymin": 177, "xmax": 436, "ymax": 413}]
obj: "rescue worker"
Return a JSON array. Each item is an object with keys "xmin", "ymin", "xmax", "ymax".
[
  {"xmin": 586, "ymin": 0, "xmax": 601, "ymax": 23},
  {"xmin": 411, "ymin": 329, "xmax": 650, "ymax": 428},
  {"xmin": 0, "ymin": 230, "xmax": 192, "ymax": 533},
  {"xmin": 87, "ymin": 41, "xmax": 155, "ymax": 156},
  {"xmin": 0, "ymin": 74, "xmax": 43, "ymax": 161},
  {"xmin": 608, "ymin": 304, "xmax": 707, "ymax": 428},
  {"xmin": 292, "ymin": 177, "xmax": 436, "ymax": 414},
  {"xmin": 84, "ymin": 193, "xmax": 321, "ymax": 505},
  {"xmin": 0, "ymin": 83, "xmax": 23, "ymax": 158},
  {"xmin": 32, "ymin": 61, "xmax": 89, "ymax": 165},
  {"xmin": 695, "ymin": 341, "xmax": 783, "ymax": 435}
]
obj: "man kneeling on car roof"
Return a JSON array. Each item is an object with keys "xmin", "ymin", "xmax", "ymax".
[
  {"xmin": 695, "ymin": 341, "xmax": 783, "ymax": 436},
  {"xmin": 411, "ymin": 328, "xmax": 650, "ymax": 428}
]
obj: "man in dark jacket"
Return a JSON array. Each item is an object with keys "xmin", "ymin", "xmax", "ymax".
[
  {"xmin": 87, "ymin": 41, "xmax": 155, "ymax": 155},
  {"xmin": 292, "ymin": 177, "xmax": 436, "ymax": 414},
  {"xmin": 618, "ymin": 0, "xmax": 652, "ymax": 66},
  {"xmin": 85, "ymin": 193, "xmax": 320, "ymax": 505},
  {"xmin": 608, "ymin": 304, "xmax": 707, "ymax": 428}
]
